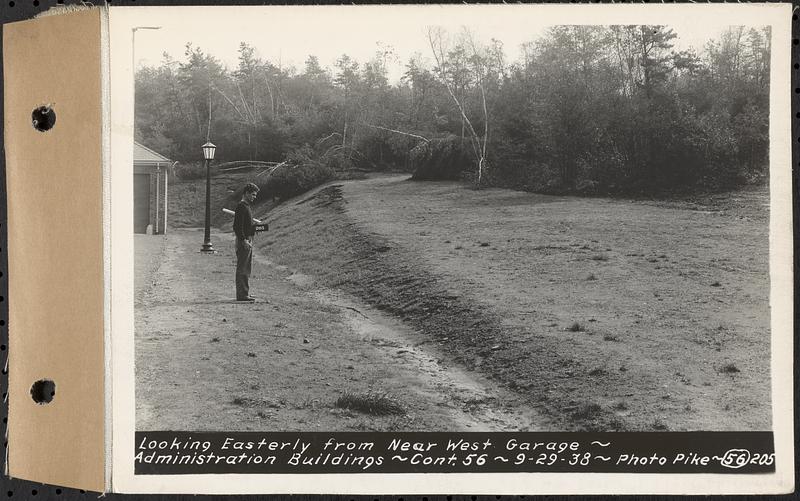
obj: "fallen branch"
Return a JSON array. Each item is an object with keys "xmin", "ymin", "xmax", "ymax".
[
  {"xmin": 315, "ymin": 132, "xmax": 343, "ymax": 148},
  {"xmin": 255, "ymin": 161, "xmax": 289, "ymax": 178},
  {"xmin": 216, "ymin": 160, "xmax": 279, "ymax": 170},
  {"xmin": 364, "ymin": 124, "xmax": 430, "ymax": 143},
  {"xmin": 211, "ymin": 83, "xmax": 248, "ymax": 124}
]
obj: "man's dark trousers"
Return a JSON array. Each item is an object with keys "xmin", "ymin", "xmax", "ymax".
[{"xmin": 235, "ymin": 237, "xmax": 253, "ymax": 300}]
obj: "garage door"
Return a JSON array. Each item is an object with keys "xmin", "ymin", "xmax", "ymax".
[{"xmin": 134, "ymin": 174, "xmax": 150, "ymax": 233}]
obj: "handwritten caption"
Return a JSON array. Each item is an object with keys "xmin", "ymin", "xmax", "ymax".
[{"xmin": 134, "ymin": 432, "xmax": 775, "ymax": 474}]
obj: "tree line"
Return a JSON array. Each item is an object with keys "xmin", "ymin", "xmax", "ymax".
[{"xmin": 135, "ymin": 25, "xmax": 770, "ymax": 195}]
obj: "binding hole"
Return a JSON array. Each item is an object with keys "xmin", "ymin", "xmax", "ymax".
[
  {"xmin": 30, "ymin": 379, "xmax": 56, "ymax": 404},
  {"xmin": 31, "ymin": 105, "xmax": 56, "ymax": 132}
]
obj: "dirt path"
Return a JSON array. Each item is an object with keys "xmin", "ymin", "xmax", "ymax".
[
  {"xmin": 135, "ymin": 230, "xmax": 544, "ymax": 431},
  {"xmin": 258, "ymin": 175, "xmax": 771, "ymax": 431}
]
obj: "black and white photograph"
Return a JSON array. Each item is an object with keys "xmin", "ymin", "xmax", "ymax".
[{"xmin": 126, "ymin": 4, "xmax": 786, "ymax": 442}]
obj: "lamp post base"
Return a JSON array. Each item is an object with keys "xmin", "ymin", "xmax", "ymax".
[{"xmin": 200, "ymin": 242, "xmax": 216, "ymax": 253}]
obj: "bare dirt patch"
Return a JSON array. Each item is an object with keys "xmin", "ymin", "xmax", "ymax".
[{"xmin": 135, "ymin": 230, "xmax": 542, "ymax": 431}]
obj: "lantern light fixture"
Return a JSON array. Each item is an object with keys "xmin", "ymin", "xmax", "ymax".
[{"xmin": 202, "ymin": 141, "xmax": 216, "ymax": 161}]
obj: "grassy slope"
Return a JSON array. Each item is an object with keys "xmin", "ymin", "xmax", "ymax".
[
  {"xmin": 255, "ymin": 175, "xmax": 770, "ymax": 431},
  {"xmin": 168, "ymin": 172, "xmax": 280, "ymax": 230}
]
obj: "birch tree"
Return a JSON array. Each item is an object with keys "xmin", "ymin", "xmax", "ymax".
[{"xmin": 427, "ymin": 27, "xmax": 491, "ymax": 187}]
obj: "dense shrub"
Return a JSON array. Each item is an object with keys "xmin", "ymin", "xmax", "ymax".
[
  {"xmin": 410, "ymin": 136, "xmax": 474, "ymax": 181},
  {"xmin": 255, "ymin": 145, "xmax": 334, "ymax": 201},
  {"xmin": 174, "ymin": 161, "xmax": 207, "ymax": 180},
  {"xmin": 319, "ymin": 144, "xmax": 367, "ymax": 172},
  {"xmin": 354, "ymin": 134, "xmax": 409, "ymax": 171}
]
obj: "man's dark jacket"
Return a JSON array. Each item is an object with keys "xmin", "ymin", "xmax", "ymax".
[{"xmin": 233, "ymin": 201, "xmax": 255, "ymax": 239}]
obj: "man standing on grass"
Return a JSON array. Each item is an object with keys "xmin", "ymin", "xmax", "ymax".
[{"xmin": 233, "ymin": 182, "xmax": 260, "ymax": 302}]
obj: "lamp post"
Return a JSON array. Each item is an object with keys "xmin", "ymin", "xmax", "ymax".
[{"xmin": 200, "ymin": 141, "xmax": 217, "ymax": 253}]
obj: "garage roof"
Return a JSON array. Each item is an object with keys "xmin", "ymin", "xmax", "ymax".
[{"xmin": 134, "ymin": 142, "xmax": 172, "ymax": 165}]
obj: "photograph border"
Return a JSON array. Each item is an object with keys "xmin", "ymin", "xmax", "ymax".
[{"xmin": 109, "ymin": 3, "xmax": 794, "ymax": 494}]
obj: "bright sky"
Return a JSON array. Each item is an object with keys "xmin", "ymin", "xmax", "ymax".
[{"xmin": 126, "ymin": 5, "xmax": 757, "ymax": 82}]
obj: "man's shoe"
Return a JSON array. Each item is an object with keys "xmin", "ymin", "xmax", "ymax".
[
  {"xmin": 247, "ymin": 295, "xmax": 257, "ymax": 300},
  {"xmin": 237, "ymin": 297, "xmax": 256, "ymax": 302}
]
